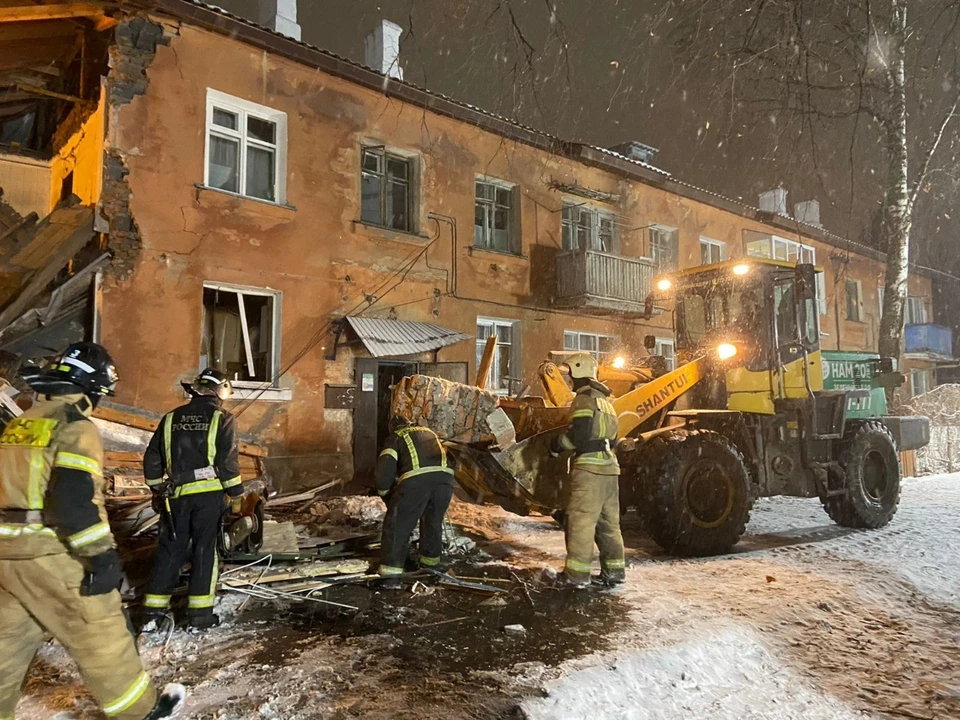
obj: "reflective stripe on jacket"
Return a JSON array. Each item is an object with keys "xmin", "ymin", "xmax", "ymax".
[
  {"xmin": 143, "ymin": 395, "xmax": 242, "ymax": 496},
  {"xmin": 0, "ymin": 393, "xmax": 114, "ymax": 559},
  {"xmin": 558, "ymin": 383, "xmax": 620, "ymax": 475},
  {"xmin": 376, "ymin": 426, "xmax": 455, "ymax": 496}
]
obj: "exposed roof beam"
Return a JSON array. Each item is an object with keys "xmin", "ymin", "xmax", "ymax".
[
  {"xmin": 0, "ymin": 3, "xmax": 108, "ymax": 23},
  {"xmin": 16, "ymin": 83, "xmax": 81, "ymax": 103}
]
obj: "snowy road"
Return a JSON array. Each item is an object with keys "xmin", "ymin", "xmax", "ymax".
[{"xmin": 15, "ymin": 474, "xmax": 960, "ymax": 719}]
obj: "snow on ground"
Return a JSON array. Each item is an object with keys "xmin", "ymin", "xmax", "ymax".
[
  {"xmin": 13, "ymin": 474, "xmax": 960, "ymax": 719},
  {"xmin": 522, "ymin": 626, "xmax": 871, "ymax": 720}
]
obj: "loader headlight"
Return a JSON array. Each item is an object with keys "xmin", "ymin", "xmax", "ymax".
[
  {"xmin": 611, "ymin": 356, "xmax": 627, "ymax": 370},
  {"xmin": 656, "ymin": 278, "xmax": 673, "ymax": 292},
  {"xmin": 717, "ymin": 343, "xmax": 738, "ymax": 360},
  {"xmin": 732, "ymin": 263, "xmax": 751, "ymax": 276}
]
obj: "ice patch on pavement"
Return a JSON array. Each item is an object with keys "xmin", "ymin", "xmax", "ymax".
[{"xmin": 522, "ymin": 626, "xmax": 869, "ymax": 720}]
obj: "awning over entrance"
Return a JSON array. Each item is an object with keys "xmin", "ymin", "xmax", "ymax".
[{"xmin": 344, "ymin": 317, "xmax": 470, "ymax": 358}]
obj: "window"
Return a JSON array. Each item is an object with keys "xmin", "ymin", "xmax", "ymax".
[
  {"xmin": 475, "ymin": 178, "xmax": 516, "ymax": 252},
  {"xmin": 564, "ymin": 331, "xmax": 618, "ymax": 363},
  {"xmin": 700, "ymin": 237, "xmax": 726, "ymax": 265},
  {"xmin": 561, "ymin": 202, "xmax": 618, "ymax": 253},
  {"xmin": 361, "ymin": 146, "xmax": 413, "ymax": 231},
  {"xmin": 201, "ymin": 283, "xmax": 284, "ymax": 397},
  {"xmin": 743, "ymin": 231, "xmax": 827, "ymax": 315},
  {"xmin": 205, "ymin": 89, "xmax": 287, "ymax": 203},
  {"xmin": 654, "ymin": 338, "xmax": 676, "ymax": 371},
  {"xmin": 907, "ymin": 296, "xmax": 928, "ymax": 325},
  {"xmin": 878, "ymin": 284, "xmax": 885, "ymax": 319},
  {"xmin": 846, "ymin": 279, "xmax": 863, "ymax": 322},
  {"xmin": 476, "ymin": 318, "xmax": 520, "ymax": 394},
  {"xmin": 910, "ymin": 369, "xmax": 930, "ymax": 397},
  {"xmin": 649, "ymin": 225, "xmax": 679, "ymax": 272}
]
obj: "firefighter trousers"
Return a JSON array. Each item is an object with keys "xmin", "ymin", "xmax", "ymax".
[
  {"xmin": 0, "ymin": 553, "xmax": 157, "ymax": 719},
  {"xmin": 379, "ymin": 473, "xmax": 455, "ymax": 574},
  {"xmin": 563, "ymin": 468, "xmax": 626, "ymax": 584},
  {"xmin": 144, "ymin": 490, "xmax": 223, "ymax": 618}
]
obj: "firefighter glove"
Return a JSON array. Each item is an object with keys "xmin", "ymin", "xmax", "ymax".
[
  {"xmin": 227, "ymin": 494, "xmax": 244, "ymax": 514},
  {"xmin": 81, "ymin": 548, "xmax": 124, "ymax": 596},
  {"xmin": 549, "ymin": 436, "xmax": 564, "ymax": 458}
]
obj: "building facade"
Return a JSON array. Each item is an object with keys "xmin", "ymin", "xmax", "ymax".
[{"xmin": 0, "ymin": 1, "xmax": 952, "ymax": 488}]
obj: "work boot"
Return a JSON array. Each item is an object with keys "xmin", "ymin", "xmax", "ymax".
[
  {"xmin": 186, "ymin": 613, "xmax": 221, "ymax": 631},
  {"xmin": 557, "ymin": 572, "xmax": 590, "ymax": 589},
  {"xmin": 593, "ymin": 572, "xmax": 626, "ymax": 588},
  {"xmin": 378, "ymin": 575, "xmax": 403, "ymax": 590},
  {"xmin": 143, "ymin": 683, "xmax": 186, "ymax": 719},
  {"xmin": 137, "ymin": 609, "xmax": 173, "ymax": 634}
]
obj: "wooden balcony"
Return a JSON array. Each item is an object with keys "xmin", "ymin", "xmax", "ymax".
[{"xmin": 554, "ymin": 249, "xmax": 655, "ymax": 316}]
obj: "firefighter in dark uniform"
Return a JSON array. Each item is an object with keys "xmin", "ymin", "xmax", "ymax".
[
  {"xmin": 141, "ymin": 368, "xmax": 242, "ymax": 629},
  {"xmin": 376, "ymin": 417, "xmax": 455, "ymax": 584},
  {"xmin": 550, "ymin": 353, "xmax": 626, "ymax": 588},
  {"xmin": 0, "ymin": 343, "xmax": 183, "ymax": 720}
]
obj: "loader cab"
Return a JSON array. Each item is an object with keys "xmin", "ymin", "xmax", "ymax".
[{"xmin": 665, "ymin": 259, "xmax": 824, "ymax": 414}]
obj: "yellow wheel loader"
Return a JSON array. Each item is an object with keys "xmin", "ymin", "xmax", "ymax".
[{"xmin": 396, "ymin": 259, "xmax": 930, "ymax": 556}]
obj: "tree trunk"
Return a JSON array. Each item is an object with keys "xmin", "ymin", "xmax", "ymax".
[{"xmin": 877, "ymin": 0, "xmax": 911, "ymax": 401}]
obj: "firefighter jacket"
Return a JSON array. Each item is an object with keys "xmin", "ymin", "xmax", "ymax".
[
  {"xmin": 557, "ymin": 380, "xmax": 620, "ymax": 475},
  {"xmin": 143, "ymin": 395, "xmax": 242, "ymax": 497},
  {"xmin": 376, "ymin": 426, "xmax": 455, "ymax": 496},
  {"xmin": 0, "ymin": 393, "xmax": 115, "ymax": 560}
]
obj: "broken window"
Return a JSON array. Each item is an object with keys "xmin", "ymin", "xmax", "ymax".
[
  {"xmin": 205, "ymin": 89, "xmax": 287, "ymax": 203},
  {"xmin": 649, "ymin": 225, "xmax": 679, "ymax": 273},
  {"xmin": 201, "ymin": 283, "xmax": 281, "ymax": 387},
  {"xmin": 361, "ymin": 147, "xmax": 413, "ymax": 231},
  {"xmin": 476, "ymin": 318, "xmax": 520, "ymax": 394},
  {"xmin": 561, "ymin": 203, "xmax": 619, "ymax": 253},
  {"xmin": 475, "ymin": 178, "xmax": 517, "ymax": 253}
]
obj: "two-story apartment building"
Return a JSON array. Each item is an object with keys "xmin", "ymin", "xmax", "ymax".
[{"xmin": 0, "ymin": 0, "xmax": 953, "ymax": 488}]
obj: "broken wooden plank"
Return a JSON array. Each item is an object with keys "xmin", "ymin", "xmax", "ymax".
[
  {"xmin": 264, "ymin": 479, "xmax": 341, "ymax": 507},
  {"xmin": 475, "ymin": 334, "xmax": 497, "ymax": 388},
  {"xmin": 93, "ymin": 401, "xmax": 268, "ymax": 458},
  {"xmin": 0, "ymin": 4, "xmax": 109, "ymax": 23},
  {"xmin": 224, "ymin": 559, "xmax": 371, "ymax": 585},
  {"xmin": 260, "ymin": 520, "xmax": 300, "ymax": 554}
]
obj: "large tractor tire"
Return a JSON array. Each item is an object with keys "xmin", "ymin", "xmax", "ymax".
[
  {"xmin": 823, "ymin": 421, "xmax": 901, "ymax": 529},
  {"xmin": 647, "ymin": 429, "xmax": 752, "ymax": 556}
]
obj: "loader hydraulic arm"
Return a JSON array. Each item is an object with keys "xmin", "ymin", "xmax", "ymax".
[
  {"xmin": 613, "ymin": 357, "xmax": 705, "ymax": 437},
  {"xmin": 535, "ymin": 361, "xmax": 660, "ymax": 408}
]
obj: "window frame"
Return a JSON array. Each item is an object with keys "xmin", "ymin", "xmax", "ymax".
[
  {"xmin": 910, "ymin": 369, "xmax": 930, "ymax": 397},
  {"xmin": 204, "ymin": 89, "xmax": 288, "ymax": 205},
  {"xmin": 476, "ymin": 317, "xmax": 521, "ymax": 395},
  {"xmin": 744, "ymin": 232, "xmax": 827, "ymax": 316},
  {"xmin": 474, "ymin": 176, "xmax": 518, "ymax": 254},
  {"xmin": 699, "ymin": 236, "xmax": 727, "ymax": 265},
  {"xmin": 201, "ymin": 281, "xmax": 287, "ymax": 400},
  {"xmin": 561, "ymin": 201, "xmax": 620, "ymax": 254},
  {"xmin": 360, "ymin": 145, "xmax": 417, "ymax": 233},
  {"xmin": 563, "ymin": 330, "xmax": 619, "ymax": 363},
  {"xmin": 654, "ymin": 337, "xmax": 676, "ymax": 371},
  {"xmin": 845, "ymin": 279, "xmax": 863, "ymax": 322},
  {"xmin": 649, "ymin": 224, "xmax": 680, "ymax": 273},
  {"xmin": 906, "ymin": 296, "xmax": 928, "ymax": 325}
]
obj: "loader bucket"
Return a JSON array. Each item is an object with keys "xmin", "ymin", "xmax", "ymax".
[{"xmin": 448, "ymin": 427, "xmax": 568, "ymax": 516}]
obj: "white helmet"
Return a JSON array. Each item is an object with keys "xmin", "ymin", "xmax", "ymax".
[{"xmin": 566, "ymin": 353, "xmax": 599, "ymax": 380}]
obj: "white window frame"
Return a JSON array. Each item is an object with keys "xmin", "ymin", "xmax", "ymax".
[
  {"xmin": 204, "ymin": 89, "xmax": 288, "ymax": 205},
  {"xmin": 474, "ymin": 177, "xmax": 517, "ymax": 253},
  {"xmin": 907, "ymin": 296, "xmax": 928, "ymax": 325},
  {"xmin": 649, "ymin": 224, "xmax": 680, "ymax": 272},
  {"xmin": 878, "ymin": 284, "xmax": 885, "ymax": 319},
  {"xmin": 655, "ymin": 337, "xmax": 676, "ymax": 371},
  {"xmin": 476, "ymin": 317, "xmax": 520, "ymax": 395},
  {"xmin": 845, "ymin": 279, "xmax": 863, "ymax": 322},
  {"xmin": 745, "ymin": 233, "xmax": 827, "ymax": 315},
  {"xmin": 910, "ymin": 369, "xmax": 930, "ymax": 397},
  {"xmin": 699, "ymin": 236, "xmax": 727, "ymax": 265},
  {"xmin": 563, "ymin": 330, "xmax": 619, "ymax": 363},
  {"xmin": 201, "ymin": 281, "xmax": 289, "ymax": 401},
  {"xmin": 561, "ymin": 201, "xmax": 619, "ymax": 254}
]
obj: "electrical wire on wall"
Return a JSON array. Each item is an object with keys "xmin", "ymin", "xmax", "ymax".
[{"xmin": 231, "ymin": 229, "xmax": 441, "ymax": 417}]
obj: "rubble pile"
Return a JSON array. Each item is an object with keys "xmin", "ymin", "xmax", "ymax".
[{"xmin": 306, "ymin": 496, "xmax": 385, "ymax": 526}]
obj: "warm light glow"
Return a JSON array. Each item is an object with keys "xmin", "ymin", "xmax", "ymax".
[
  {"xmin": 656, "ymin": 278, "xmax": 673, "ymax": 292},
  {"xmin": 717, "ymin": 343, "xmax": 738, "ymax": 360},
  {"xmin": 732, "ymin": 263, "xmax": 750, "ymax": 276},
  {"xmin": 612, "ymin": 356, "xmax": 627, "ymax": 370}
]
